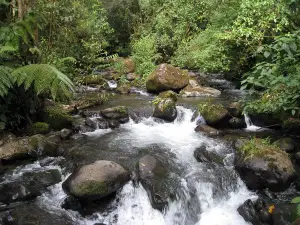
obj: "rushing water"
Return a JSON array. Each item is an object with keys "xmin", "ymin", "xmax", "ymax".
[{"xmin": 17, "ymin": 106, "xmax": 255, "ymax": 225}]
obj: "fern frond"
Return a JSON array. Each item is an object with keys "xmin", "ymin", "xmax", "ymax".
[
  {"xmin": 11, "ymin": 64, "xmax": 75, "ymax": 100},
  {"xmin": 0, "ymin": 66, "xmax": 13, "ymax": 97}
]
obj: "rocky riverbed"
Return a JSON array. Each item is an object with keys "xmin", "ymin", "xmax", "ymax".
[{"xmin": 0, "ymin": 64, "xmax": 300, "ymax": 225}]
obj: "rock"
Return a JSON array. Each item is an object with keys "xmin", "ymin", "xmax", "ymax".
[
  {"xmin": 1, "ymin": 203, "xmax": 75, "ymax": 225},
  {"xmin": 123, "ymin": 58, "xmax": 135, "ymax": 73},
  {"xmin": 61, "ymin": 196, "xmax": 82, "ymax": 211},
  {"xmin": 194, "ymin": 146, "xmax": 224, "ymax": 165},
  {"xmin": 60, "ymin": 129, "xmax": 73, "ymax": 140},
  {"xmin": 85, "ymin": 117, "xmax": 99, "ymax": 129},
  {"xmin": 29, "ymin": 134, "xmax": 60, "ymax": 157},
  {"xmin": 146, "ymin": 64, "xmax": 189, "ymax": 93},
  {"xmin": 153, "ymin": 98, "xmax": 177, "ymax": 122},
  {"xmin": 237, "ymin": 199, "xmax": 271, "ymax": 225},
  {"xmin": 101, "ymin": 106, "xmax": 129, "ymax": 124},
  {"xmin": 229, "ymin": 117, "xmax": 247, "ymax": 129},
  {"xmin": 0, "ymin": 133, "xmax": 16, "ymax": 147},
  {"xmin": 116, "ymin": 84, "xmax": 130, "ymax": 94},
  {"xmin": 274, "ymin": 138, "xmax": 295, "ymax": 153},
  {"xmin": 249, "ymin": 113, "xmax": 280, "ymax": 128},
  {"xmin": 237, "ymin": 199, "xmax": 260, "ymax": 225},
  {"xmin": 235, "ymin": 138, "xmax": 296, "ymax": 191},
  {"xmin": 194, "ymin": 124, "xmax": 220, "ymax": 137},
  {"xmin": 158, "ymin": 91, "xmax": 178, "ymax": 102},
  {"xmin": 0, "ymin": 169, "xmax": 61, "ymax": 204},
  {"xmin": 43, "ymin": 106, "xmax": 73, "ymax": 130},
  {"xmin": 62, "ymin": 160, "xmax": 130, "ymax": 200},
  {"xmin": 189, "ymin": 78, "xmax": 200, "ymax": 88},
  {"xmin": 228, "ymin": 102, "xmax": 243, "ymax": 118},
  {"xmin": 180, "ymin": 85, "xmax": 221, "ymax": 97},
  {"xmin": 138, "ymin": 155, "xmax": 169, "ymax": 210},
  {"xmin": 198, "ymin": 102, "xmax": 229, "ymax": 127},
  {"xmin": 97, "ymin": 118, "xmax": 109, "ymax": 129},
  {"xmin": 108, "ymin": 120, "xmax": 120, "ymax": 129},
  {"xmin": 272, "ymin": 203, "xmax": 299, "ymax": 225},
  {"xmin": 126, "ymin": 73, "xmax": 139, "ymax": 81}
]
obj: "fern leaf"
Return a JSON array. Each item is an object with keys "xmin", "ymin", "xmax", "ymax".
[
  {"xmin": 0, "ymin": 66, "xmax": 13, "ymax": 97},
  {"xmin": 12, "ymin": 64, "xmax": 75, "ymax": 100}
]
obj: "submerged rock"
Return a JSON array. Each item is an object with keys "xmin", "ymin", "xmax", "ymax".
[
  {"xmin": 180, "ymin": 85, "xmax": 221, "ymax": 97},
  {"xmin": 194, "ymin": 124, "xmax": 220, "ymax": 137},
  {"xmin": 234, "ymin": 138, "xmax": 296, "ymax": 191},
  {"xmin": 0, "ymin": 169, "xmax": 61, "ymax": 204},
  {"xmin": 63, "ymin": 160, "xmax": 130, "ymax": 201},
  {"xmin": 146, "ymin": 64, "xmax": 189, "ymax": 93},
  {"xmin": 194, "ymin": 145, "xmax": 224, "ymax": 165},
  {"xmin": 138, "ymin": 155, "xmax": 170, "ymax": 211},
  {"xmin": 153, "ymin": 98, "xmax": 177, "ymax": 122},
  {"xmin": 1, "ymin": 203, "xmax": 75, "ymax": 225}
]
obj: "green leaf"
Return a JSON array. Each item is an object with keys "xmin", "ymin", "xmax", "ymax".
[
  {"xmin": 292, "ymin": 197, "xmax": 300, "ymax": 204},
  {"xmin": 264, "ymin": 51, "xmax": 271, "ymax": 58}
]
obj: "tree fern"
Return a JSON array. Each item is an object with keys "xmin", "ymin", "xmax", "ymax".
[
  {"xmin": 11, "ymin": 64, "xmax": 75, "ymax": 100},
  {"xmin": 0, "ymin": 66, "xmax": 13, "ymax": 97}
]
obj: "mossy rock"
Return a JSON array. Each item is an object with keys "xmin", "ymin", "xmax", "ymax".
[
  {"xmin": 30, "ymin": 122, "xmax": 50, "ymax": 135},
  {"xmin": 123, "ymin": 58, "xmax": 135, "ymax": 73},
  {"xmin": 235, "ymin": 138, "xmax": 296, "ymax": 191},
  {"xmin": 146, "ymin": 64, "xmax": 189, "ymax": 93},
  {"xmin": 62, "ymin": 160, "xmax": 130, "ymax": 200},
  {"xmin": 44, "ymin": 105, "xmax": 73, "ymax": 130},
  {"xmin": 153, "ymin": 98, "xmax": 177, "ymax": 122},
  {"xmin": 158, "ymin": 91, "xmax": 178, "ymax": 102},
  {"xmin": 198, "ymin": 102, "xmax": 229, "ymax": 127},
  {"xmin": 76, "ymin": 75, "xmax": 106, "ymax": 86}
]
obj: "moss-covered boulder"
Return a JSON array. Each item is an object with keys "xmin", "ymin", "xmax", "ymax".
[
  {"xmin": 146, "ymin": 64, "xmax": 189, "ymax": 93},
  {"xmin": 228, "ymin": 102, "xmax": 243, "ymax": 118},
  {"xmin": 0, "ymin": 134, "xmax": 60, "ymax": 161},
  {"xmin": 158, "ymin": 90, "xmax": 178, "ymax": 102},
  {"xmin": 194, "ymin": 124, "xmax": 220, "ymax": 137},
  {"xmin": 62, "ymin": 160, "xmax": 130, "ymax": 200},
  {"xmin": 123, "ymin": 57, "xmax": 135, "ymax": 73},
  {"xmin": 153, "ymin": 98, "xmax": 177, "ymax": 122},
  {"xmin": 234, "ymin": 138, "xmax": 296, "ymax": 191},
  {"xmin": 116, "ymin": 84, "xmax": 130, "ymax": 94},
  {"xmin": 100, "ymin": 106, "xmax": 129, "ymax": 123},
  {"xmin": 44, "ymin": 106, "xmax": 73, "ymax": 130},
  {"xmin": 181, "ymin": 85, "xmax": 221, "ymax": 97},
  {"xmin": 198, "ymin": 102, "xmax": 229, "ymax": 127},
  {"xmin": 30, "ymin": 122, "xmax": 50, "ymax": 135},
  {"xmin": 229, "ymin": 117, "xmax": 247, "ymax": 129},
  {"xmin": 76, "ymin": 75, "xmax": 107, "ymax": 86}
]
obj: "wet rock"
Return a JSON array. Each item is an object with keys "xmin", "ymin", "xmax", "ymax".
[
  {"xmin": 63, "ymin": 160, "xmax": 130, "ymax": 201},
  {"xmin": 138, "ymin": 155, "xmax": 170, "ymax": 211},
  {"xmin": 1, "ymin": 203, "xmax": 75, "ymax": 225},
  {"xmin": 228, "ymin": 102, "xmax": 243, "ymax": 118},
  {"xmin": 249, "ymin": 113, "xmax": 280, "ymax": 128},
  {"xmin": 0, "ymin": 133, "xmax": 16, "ymax": 147},
  {"xmin": 229, "ymin": 117, "xmax": 247, "ymax": 129},
  {"xmin": 235, "ymin": 138, "xmax": 296, "ymax": 191},
  {"xmin": 180, "ymin": 85, "xmax": 221, "ymax": 97},
  {"xmin": 194, "ymin": 124, "xmax": 220, "ymax": 137},
  {"xmin": 237, "ymin": 199, "xmax": 271, "ymax": 225},
  {"xmin": 108, "ymin": 120, "xmax": 120, "ymax": 129},
  {"xmin": 194, "ymin": 146, "xmax": 224, "ymax": 165},
  {"xmin": 100, "ymin": 106, "xmax": 129, "ymax": 124},
  {"xmin": 97, "ymin": 118, "xmax": 109, "ymax": 129},
  {"xmin": 0, "ymin": 169, "xmax": 61, "ymax": 204},
  {"xmin": 85, "ymin": 118, "xmax": 99, "ymax": 129},
  {"xmin": 153, "ymin": 98, "xmax": 177, "ymax": 122},
  {"xmin": 61, "ymin": 195, "xmax": 82, "ymax": 211},
  {"xmin": 29, "ymin": 134, "xmax": 60, "ymax": 157},
  {"xmin": 60, "ymin": 129, "xmax": 73, "ymax": 140},
  {"xmin": 198, "ymin": 102, "xmax": 229, "ymax": 127},
  {"xmin": 146, "ymin": 64, "xmax": 189, "ymax": 93},
  {"xmin": 43, "ymin": 105, "xmax": 73, "ymax": 130},
  {"xmin": 274, "ymin": 137, "xmax": 295, "ymax": 153},
  {"xmin": 116, "ymin": 84, "xmax": 130, "ymax": 94},
  {"xmin": 158, "ymin": 91, "xmax": 178, "ymax": 102}
]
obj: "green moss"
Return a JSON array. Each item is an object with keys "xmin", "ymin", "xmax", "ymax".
[
  {"xmin": 30, "ymin": 122, "xmax": 50, "ymax": 135},
  {"xmin": 44, "ymin": 105, "xmax": 73, "ymax": 130},
  {"xmin": 238, "ymin": 138, "xmax": 286, "ymax": 160},
  {"xmin": 73, "ymin": 181, "xmax": 109, "ymax": 197},
  {"xmin": 116, "ymin": 106, "xmax": 127, "ymax": 113},
  {"xmin": 75, "ymin": 75, "xmax": 106, "ymax": 86},
  {"xmin": 158, "ymin": 91, "xmax": 178, "ymax": 102},
  {"xmin": 198, "ymin": 101, "xmax": 227, "ymax": 123}
]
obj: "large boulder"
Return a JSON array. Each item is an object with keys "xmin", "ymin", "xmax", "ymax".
[
  {"xmin": 198, "ymin": 102, "xmax": 229, "ymax": 127},
  {"xmin": 229, "ymin": 117, "xmax": 247, "ymax": 129},
  {"xmin": 153, "ymin": 98, "xmax": 177, "ymax": 122},
  {"xmin": 63, "ymin": 160, "xmax": 130, "ymax": 200},
  {"xmin": 180, "ymin": 85, "xmax": 221, "ymax": 97},
  {"xmin": 146, "ymin": 64, "xmax": 189, "ymax": 93},
  {"xmin": 194, "ymin": 124, "xmax": 220, "ymax": 137},
  {"xmin": 100, "ymin": 106, "xmax": 129, "ymax": 124},
  {"xmin": 274, "ymin": 137, "xmax": 295, "ymax": 153},
  {"xmin": 234, "ymin": 138, "xmax": 296, "ymax": 191},
  {"xmin": 228, "ymin": 102, "xmax": 243, "ymax": 118},
  {"xmin": 138, "ymin": 155, "xmax": 170, "ymax": 211}
]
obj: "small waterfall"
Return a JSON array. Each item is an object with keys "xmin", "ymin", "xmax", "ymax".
[
  {"xmin": 130, "ymin": 87, "xmax": 150, "ymax": 96},
  {"xmin": 244, "ymin": 114, "xmax": 261, "ymax": 131},
  {"xmin": 107, "ymin": 80, "xmax": 118, "ymax": 89}
]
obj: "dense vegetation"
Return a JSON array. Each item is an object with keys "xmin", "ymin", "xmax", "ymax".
[{"xmin": 0, "ymin": 0, "xmax": 299, "ymax": 132}]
